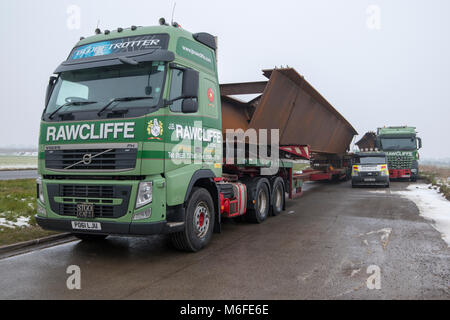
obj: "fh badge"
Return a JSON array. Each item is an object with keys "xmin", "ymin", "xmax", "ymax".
[{"xmin": 147, "ymin": 118, "xmax": 163, "ymax": 140}]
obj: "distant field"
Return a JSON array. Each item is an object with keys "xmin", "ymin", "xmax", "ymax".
[{"xmin": 0, "ymin": 156, "xmax": 37, "ymax": 170}]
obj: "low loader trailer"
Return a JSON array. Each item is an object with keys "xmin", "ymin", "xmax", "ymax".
[{"xmin": 36, "ymin": 20, "xmax": 357, "ymax": 251}]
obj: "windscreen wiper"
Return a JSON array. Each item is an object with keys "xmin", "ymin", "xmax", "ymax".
[
  {"xmin": 97, "ymin": 96, "xmax": 154, "ymax": 116},
  {"xmin": 49, "ymin": 101, "xmax": 98, "ymax": 119}
]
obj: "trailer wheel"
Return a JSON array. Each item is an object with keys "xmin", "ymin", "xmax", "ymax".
[
  {"xmin": 73, "ymin": 234, "xmax": 108, "ymax": 241},
  {"xmin": 271, "ymin": 177, "xmax": 285, "ymax": 216},
  {"xmin": 171, "ymin": 187, "xmax": 215, "ymax": 252},
  {"xmin": 245, "ymin": 179, "xmax": 270, "ymax": 223}
]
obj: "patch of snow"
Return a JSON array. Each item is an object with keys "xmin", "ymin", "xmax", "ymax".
[
  {"xmin": 0, "ymin": 216, "xmax": 30, "ymax": 228},
  {"xmin": 392, "ymin": 184, "xmax": 450, "ymax": 247}
]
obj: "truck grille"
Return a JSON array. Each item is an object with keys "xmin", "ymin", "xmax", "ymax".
[
  {"xmin": 45, "ymin": 148, "xmax": 137, "ymax": 171},
  {"xmin": 387, "ymin": 156, "xmax": 412, "ymax": 169},
  {"xmin": 62, "ymin": 185, "xmax": 114, "ymax": 198},
  {"xmin": 47, "ymin": 184, "xmax": 132, "ymax": 219}
]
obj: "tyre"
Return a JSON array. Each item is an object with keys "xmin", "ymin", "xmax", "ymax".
[
  {"xmin": 171, "ymin": 187, "xmax": 215, "ymax": 252},
  {"xmin": 271, "ymin": 177, "xmax": 285, "ymax": 216},
  {"xmin": 245, "ymin": 178, "xmax": 270, "ymax": 223},
  {"xmin": 73, "ymin": 234, "xmax": 108, "ymax": 241}
]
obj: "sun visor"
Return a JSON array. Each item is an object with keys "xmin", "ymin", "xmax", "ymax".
[{"xmin": 54, "ymin": 33, "xmax": 173, "ymax": 73}]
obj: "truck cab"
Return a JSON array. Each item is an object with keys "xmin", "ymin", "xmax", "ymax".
[
  {"xmin": 351, "ymin": 151, "xmax": 390, "ymax": 187},
  {"xmin": 36, "ymin": 22, "xmax": 223, "ymax": 251},
  {"xmin": 376, "ymin": 126, "xmax": 422, "ymax": 181}
]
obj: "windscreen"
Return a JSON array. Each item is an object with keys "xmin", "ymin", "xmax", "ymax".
[
  {"xmin": 45, "ymin": 61, "xmax": 165, "ymax": 115},
  {"xmin": 380, "ymin": 137, "xmax": 416, "ymax": 150},
  {"xmin": 354, "ymin": 156, "xmax": 386, "ymax": 164}
]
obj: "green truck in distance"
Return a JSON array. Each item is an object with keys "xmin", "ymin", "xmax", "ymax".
[{"xmin": 376, "ymin": 126, "xmax": 422, "ymax": 181}]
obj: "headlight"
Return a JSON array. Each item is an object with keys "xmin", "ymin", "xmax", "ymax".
[
  {"xmin": 380, "ymin": 165, "xmax": 389, "ymax": 176},
  {"xmin": 36, "ymin": 176, "xmax": 44, "ymax": 203},
  {"xmin": 136, "ymin": 181, "xmax": 152, "ymax": 208},
  {"xmin": 352, "ymin": 165, "xmax": 359, "ymax": 176}
]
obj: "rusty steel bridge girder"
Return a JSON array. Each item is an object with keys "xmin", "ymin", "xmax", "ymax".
[{"xmin": 220, "ymin": 68, "xmax": 357, "ymax": 155}]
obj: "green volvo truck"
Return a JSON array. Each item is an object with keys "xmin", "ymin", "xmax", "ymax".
[
  {"xmin": 376, "ymin": 126, "xmax": 422, "ymax": 181},
  {"xmin": 36, "ymin": 20, "xmax": 356, "ymax": 251}
]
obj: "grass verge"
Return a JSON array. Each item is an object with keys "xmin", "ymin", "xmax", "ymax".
[
  {"xmin": 420, "ymin": 165, "xmax": 450, "ymax": 201},
  {"xmin": 0, "ymin": 179, "xmax": 58, "ymax": 246}
]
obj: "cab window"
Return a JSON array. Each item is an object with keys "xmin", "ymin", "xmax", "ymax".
[{"xmin": 169, "ymin": 69, "xmax": 183, "ymax": 112}]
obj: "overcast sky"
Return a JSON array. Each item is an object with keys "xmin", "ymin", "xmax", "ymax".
[{"xmin": 0, "ymin": 0, "xmax": 449, "ymax": 158}]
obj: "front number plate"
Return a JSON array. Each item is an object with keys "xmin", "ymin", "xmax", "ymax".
[
  {"xmin": 364, "ymin": 178, "xmax": 376, "ymax": 182},
  {"xmin": 71, "ymin": 221, "xmax": 102, "ymax": 231},
  {"xmin": 76, "ymin": 203, "xmax": 94, "ymax": 219}
]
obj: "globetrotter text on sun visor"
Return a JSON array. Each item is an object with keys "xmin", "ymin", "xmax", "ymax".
[{"xmin": 70, "ymin": 34, "xmax": 170, "ymax": 60}]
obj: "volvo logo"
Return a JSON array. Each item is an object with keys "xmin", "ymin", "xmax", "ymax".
[
  {"xmin": 82, "ymin": 154, "xmax": 92, "ymax": 165},
  {"xmin": 63, "ymin": 148, "xmax": 113, "ymax": 170}
]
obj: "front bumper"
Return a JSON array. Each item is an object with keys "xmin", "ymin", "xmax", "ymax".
[
  {"xmin": 35, "ymin": 215, "xmax": 182, "ymax": 236},
  {"xmin": 352, "ymin": 175, "xmax": 389, "ymax": 186},
  {"xmin": 389, "ymin": 169, "xmax": 411, "ymax": 179}
]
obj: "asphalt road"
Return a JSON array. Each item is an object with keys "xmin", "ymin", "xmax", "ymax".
[
  {"xmin": 0, "ymin": 170, "xmax": 38, "ymax": 180},
  {"xmin": 0, "ymin": 181, "xmax": 448, "ymax": 299}
]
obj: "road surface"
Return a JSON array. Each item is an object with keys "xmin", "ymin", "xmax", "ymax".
[
  {"xmin": 0, "ymin": 170, "xmax": 38, "ymax": 180},
  {"xmin": 0, "ymin": 181, "xmax": 448, "ymax": 299}
]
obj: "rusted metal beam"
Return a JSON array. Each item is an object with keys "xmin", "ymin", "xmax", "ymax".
[
  {"xmin": 220, "ymin": 68, "xmax": 358, "ymax": 155},
  {"xmin": 356, "ymin": 132, "xmax": 377, "ymax": 150},
  {"xmin": 220, "ymin": 81, "xmax": 268, "ymax": 96}
]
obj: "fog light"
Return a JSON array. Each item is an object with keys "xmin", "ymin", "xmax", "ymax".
[
  {"xmin": 37, "ymin": 205, "xmax": 47, "ymax": 217},
  {"xmin": 133, "ymin": 208, "xmax": 152, "ymax": 221}
]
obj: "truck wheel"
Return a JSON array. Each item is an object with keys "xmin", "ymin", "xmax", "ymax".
[
  {"xmin": 73, "ymin": 234, "xmax": 108, "ymax": 241},
  {"xmin": 171, "ymin": 187, "xmax": 215, "ymax": 252},
  {"xmin": 271, "ymin": 177, "xmax": 285, "ymax": 216},
  {"xmin": 245, "ymin": 179, "xmax": 270, "ymax": 223}
]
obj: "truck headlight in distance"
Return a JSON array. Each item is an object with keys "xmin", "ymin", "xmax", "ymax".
[
  {"xmin": 36, "ymin": 176, "xmax": 45, "ymax": 203},
  {"xmin": 380, "ymin": 164, "xmax": 389, "ymax": 176},
  {"xmin": 136, "ymin": 181, "xmax": 153, "ymax": 208}
]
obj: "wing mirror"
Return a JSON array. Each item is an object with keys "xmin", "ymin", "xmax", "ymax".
[
  {"xmin": 181, "ymin": 68, "xmax": 199, "ymax": 98},
  {"xmin": 165, "ymin": 64, "xmax": 199, "ymax": 113},
  {"xmin": 181, "ymin": 98, "xmax": 198, "ymax": 113}
]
